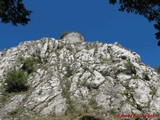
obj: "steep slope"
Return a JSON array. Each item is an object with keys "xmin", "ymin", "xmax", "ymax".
[{"xmin": 0, "ymin": 33, "xmax": 160, "ymax": 120}]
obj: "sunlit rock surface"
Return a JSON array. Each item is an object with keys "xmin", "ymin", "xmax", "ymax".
[{"xmin": 0, "ymin": 34, "xmax": 159, "ymax": 120}]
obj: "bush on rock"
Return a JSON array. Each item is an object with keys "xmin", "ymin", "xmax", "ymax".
[{"xmin": 4, "ymin": 69, "xmax": 29, "ymax": 93}]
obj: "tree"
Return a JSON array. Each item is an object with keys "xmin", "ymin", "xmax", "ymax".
[
  {"xmin": 0, "ymin": 0, "xmax": 31, "ymax": 26},
  {"xmin": 109, "ymin": 0, "xmax": 160, "ymax": 46}
]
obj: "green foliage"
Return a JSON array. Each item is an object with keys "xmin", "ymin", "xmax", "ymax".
[
  {"xmin": 65, "ymin": 65, "xmax": 74, "ymax": 78},
  {"xmin": 60, "ymin": 32, "xmax": 70, "ymax": 39},
  {"xmin": 27, "ymin": 116, "xmax": 72, "ymax": 120},
  {"xmin": 108, "ymin": 109, "xmax": 117, "ymax": 115},
  {"xmin": 109, "ymin": 0, "xmax": 160, "ymax": 45},
  {"xmin": 142, "ymin": 72, "xmax": 150, "ymax": 81},
  {"xmin": 66, "ymin": 99, "xmax": 76, "ymax": 115},
  {"xmin": 155, "ymin": 65, "xmax": 160, "ymax": 74},
  {"xmin": 109, "ymin": 0, "xmax": 160, "ymax": 22},
  {"xmin": 0, "ymin": 0, "xmax": 31, "ymax": 25},
  {"xmin": 89, "ymin": 99, "xmax": 98, "ymax": 109},
  {"xmin": 150, "ymin": 86, "xmax": 157, "ymax": 98},
  {"xmin": 131, "ymin": 75, "xmax": 138, "ymax": 79},
  {"xmin": 154, "ymin": 21, "xmax": 160, "ymax": 45},
  {"xmin": 124, "ymin": 60, "xmax": 136, "ymax": 75},
  {"xmin": 4, "ymin": 69, "xmax": 29, "ymax": 93},
  {"xmin": 61, "ymin": 77, "xmax": 76, "ymax": 115},
  {"xmin": 19, "ymin": 57, "xmax": 39, "ymax": 74},
  {"xmin": 61, "ymin": 78, "xmax": 71, "ymax": 99},
  {"xmin": 8, "ymin": 109, "xmax": 19, "ymax": 118},
  {"xmin": 0, "ymin": 92, "xmax": 10, "ymax": 106}
]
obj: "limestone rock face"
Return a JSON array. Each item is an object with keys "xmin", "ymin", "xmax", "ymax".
[
  {"xmin": 62, "ymin": 32, "xmax": 84, "ymax": 43},
  {"xmin": 0, "ymin": 35, "xmax": 160, "ymax": 120}
]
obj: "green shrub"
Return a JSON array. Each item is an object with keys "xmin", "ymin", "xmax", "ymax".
[
  {"xmin": 142, "ymin": 72, "xmax": 150, "ymax": 81},
  {"xmin": 89, "ymin": 98, "xmax": 98, "ymax": 109},
  {"xmin": 155, "ymin": 65, "xmax": 160, "ymax": 74},
  {"xmin": 60, "ymin": 32, "xmax": 70, "ymax": 39},
  {"xmin": 20, "ymin": 57, "xmax": 39, "ymax": 74},
  {"xmin": 4, "ymin": 69, "xmax": 29, "ymax": 93},
  {"xmin": 150, "ymin": 86, "xmax": 157, "ymax": 97},
  {"xmin": 65, "ymin": 65, "xmax": 73, "ymax": 77},
  {"xmin": 124, "ymin": 60, "xmax": 136, "ymax": 75}
]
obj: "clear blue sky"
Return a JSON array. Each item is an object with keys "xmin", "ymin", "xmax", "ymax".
[{"xmin": 0, "ymin": 0, "xmax": 159, "ymax": 67}]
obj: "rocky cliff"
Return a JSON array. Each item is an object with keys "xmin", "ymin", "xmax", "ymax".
[{"xmin": 0, "ymin": 33, "xmax": 160, "ymax": 120}]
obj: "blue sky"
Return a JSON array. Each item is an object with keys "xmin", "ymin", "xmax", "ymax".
[{"xmin": 0, "ymin": 0, "xmax": 159, "ymax": 67}]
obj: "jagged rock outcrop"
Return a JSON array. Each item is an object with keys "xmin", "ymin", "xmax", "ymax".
[
  {"xmin": 0, "ymin": 34, "xmax": 160, "ymax": 120},
  {"xmin": 61, "ymin": 32, "xmax": 84, "ymax": 43}
]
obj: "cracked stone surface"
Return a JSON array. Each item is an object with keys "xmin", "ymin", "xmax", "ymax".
[{"xmin": 0, "ymin": 33, "xmax": 160, "ymax": 119}]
